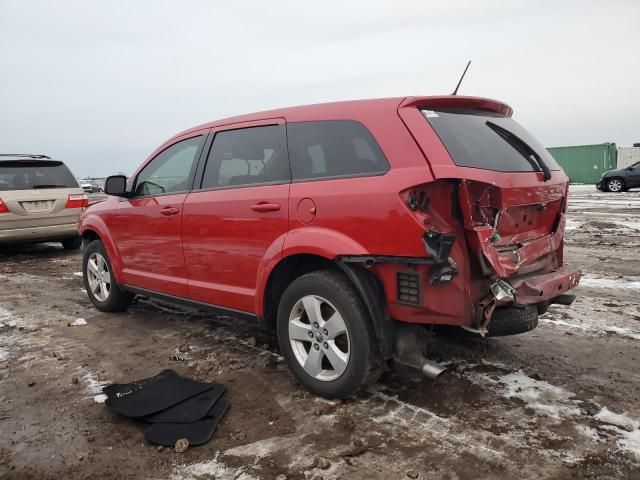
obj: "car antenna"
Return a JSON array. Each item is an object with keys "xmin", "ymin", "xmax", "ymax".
[{"xmin": 452, "ymin": 60, "xmax": 471, "ymax": 95}]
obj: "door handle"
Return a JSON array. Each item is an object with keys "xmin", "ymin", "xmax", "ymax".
[
  {"xmin": 251, "ymin": 202, "xmax": 281, "ymax": 212},
  {"xmin": 160, "ymin": 206, "xmax": 180, "ymax": 216}
]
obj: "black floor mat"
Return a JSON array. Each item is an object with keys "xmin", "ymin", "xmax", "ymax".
[
  {"xmin": 103, "ymin": 369, "xmax": 174, "ymax": 398},
  {"xmin": 103, "ymin": 370, "xmax": 212, "ymax": 418},
  {"xmin": 144, "ymin": 397, "xmax": 229, "ymax": 446},
  {"xmin": 143, "ymin": 384, "xmax": 226, "ymax": 423}
]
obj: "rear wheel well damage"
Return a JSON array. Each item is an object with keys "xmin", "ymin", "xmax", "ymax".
[{"xmin": 263, "ymin": 254, "xmax": 394, "ymax": 359}]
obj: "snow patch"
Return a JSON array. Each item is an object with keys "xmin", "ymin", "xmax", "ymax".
[
  {"xmin": 82, "ymin": 371, "xmax": 109, "ymax": 403},
  {"xmin": 69, "ymin": 318, "xmax": 87, "ymax": 326},
  {"xmin": 171, "ymin": 453, "xmax": 259, "ymax": 480},
  {"xmin": 0, "ymin": 306, "xmax": 12, "ymax": 322},
  {"xmin": 0, "ymin": 347, "xmax": 9, "ymax": 361},
  {"xmin": 575, "ymin": 425, "xmax": 603, "ymax": 442},
  {"xmin": 603, "ymin": 326, "xmax": 640, "ymax": 341},
  {"xmin": 471, "ymin": 370, "xmax": 582, "ymax": 419},
  {"xmin": 579, "ymin": 275, "xmax": 640, "ymax": 290},
  {"xmin": 540, "ymin": 318, "xmax": 640, "ymax": 341},
  {"xmin": 224, "ymin": 437, "xmax": 283, "ymax": 460},
  {"xmin": 595, "ymin": 408, "xmax": 640, "ymax": 459},
  {"xmin": 73, "ymin": 272, "xmax": 83, "ymax": 277}
]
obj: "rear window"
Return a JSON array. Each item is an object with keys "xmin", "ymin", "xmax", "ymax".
[
  {"xmin": 421, "ymin": 108, "xmax": 561, "ymax": 173},
  {"xmin": 0, "ymin": 160, "xmax": 79, "ymax": 191},
  {"xmin": 287, "ymin": 120, "xmax": 389, "ymax": 181}
]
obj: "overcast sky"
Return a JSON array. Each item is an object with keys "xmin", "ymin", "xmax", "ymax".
[{"xmin": 1, "ymin": 0, "xmax": 638, "ymax": 177}]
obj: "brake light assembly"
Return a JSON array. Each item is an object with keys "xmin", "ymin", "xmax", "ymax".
[
  {"xmin": 0, "ymin": 198, "xmax": 8, "ymax": 213},
  {"xmin": 66, "ymin": 193, "xmax": 89, "ymax": 209}
]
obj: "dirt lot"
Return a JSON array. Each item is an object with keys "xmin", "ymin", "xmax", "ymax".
[{"xmin": 1, "ymin": 185, "xmax": 639, "ymax": 480}]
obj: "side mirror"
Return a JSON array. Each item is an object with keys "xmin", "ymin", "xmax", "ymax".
[{"xmin": 104, "ymin": 175, "xmax": 128, "ymax": 196}]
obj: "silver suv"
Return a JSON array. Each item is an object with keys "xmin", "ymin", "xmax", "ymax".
[{"xmin": 0, "ymin": 154, "xmax": 87, "ymax": 248}]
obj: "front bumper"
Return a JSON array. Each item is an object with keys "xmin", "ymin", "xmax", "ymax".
[
  {"xmin": 0, "ymin": 222, "xmax": 79, "ymax": 244},
  {"xmin": 596, "ymin": 180, "xmax": 606, "ymax": 191},
  {"xmin": 507, "ymin": 267, "xmax": 582, "ymax": 305}
]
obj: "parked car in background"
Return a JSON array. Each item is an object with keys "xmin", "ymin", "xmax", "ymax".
[
  {"xmin": 79, "ymin": 96, "xmax": 581, "ymax": 398},
  {"xmin": 597, "ymin": 161, "xmax": 640, "ymax": 192},
  {"xmin": 0, "ymin": 154, "xmax": 88, "ymax": 248},
  {"xmin": 80, "ymin": 182, "xmax": 103, "ymax": 193}
]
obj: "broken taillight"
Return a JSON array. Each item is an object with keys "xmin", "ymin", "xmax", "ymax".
[{"xmin": 65, "ymin": 193, "xmax": 89, "ymax": 209}]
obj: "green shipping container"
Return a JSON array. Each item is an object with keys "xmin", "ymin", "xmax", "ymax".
[{"xmin": 546, "ymin": 143, "xmax": 617, "ymax": 184}]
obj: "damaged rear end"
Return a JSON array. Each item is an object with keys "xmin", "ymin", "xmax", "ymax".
[{"xmin": 397, "ymin": 96, "xmax": 581, "ymax": 335}]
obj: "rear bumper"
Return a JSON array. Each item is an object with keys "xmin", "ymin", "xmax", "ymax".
[
  {"xmin": 596, "ymin": 180, "xmax": 606, "ymax": 191},
  {"xmin": 508, "ymin": 267, "xmax": 582, "ymax": 305},
  {"xmin": 0, "ymin": 222, "xmax": 79, "ymax": 243}
]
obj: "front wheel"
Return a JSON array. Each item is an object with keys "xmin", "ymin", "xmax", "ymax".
[
  {"xmin": 606, "ymin": 178, "xmax": 625, "ymax": 193},
  {"xmin": 277, "ymin": 270, "xmax": 382, "ymax": 399},
  {"xmin": 82, "ymin": 240, "xmax": 133, "ymax": 312}
]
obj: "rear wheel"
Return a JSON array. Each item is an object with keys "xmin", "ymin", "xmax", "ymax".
[
  {"xmin": 61, "ymin": 236, "xmax": 82, "ymax": 250},
  {"xmin": 606, "ymin": 178, "xmax": 625, "ymax": 193},
  {"xmin": 83, "ymin": 240, "xmax": 133, "ymax": 312},
  {"xmin": 277, "ymin": 270, "xmax": 382, "ymax": 399}
]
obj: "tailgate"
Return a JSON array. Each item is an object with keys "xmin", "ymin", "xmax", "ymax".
[{"xmin": 398, "ymin": 96, "xmax": 572, "ymax": 278}]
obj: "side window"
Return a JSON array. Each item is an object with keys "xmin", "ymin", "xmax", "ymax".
[
  {"xmin": 134, "ymin": 136, "xmax": 203, "ymax": 197},
  {"xmin": 287, "ymin": 120, "xmax": 389, "ymax": 181},
  {"xmin": 201, "ymin": 125, "xmax": 289, "ymax": 189}
]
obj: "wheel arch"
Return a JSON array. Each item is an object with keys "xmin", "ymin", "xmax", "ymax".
[
  {"xmin": 79, "ymin": 218, "xmax": 124, "ymax": 281},
  {"xmin": 261, "ymin": 252, "xmax": 394, "ymax": 360}
]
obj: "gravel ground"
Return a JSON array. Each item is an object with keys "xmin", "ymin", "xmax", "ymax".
[{"xmin": 1, "ymin": 185, "xmax": 639, "ymax": 480}]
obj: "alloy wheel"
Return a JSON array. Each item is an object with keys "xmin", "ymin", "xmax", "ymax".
[
  {"xmin": 608, "ymin": 179, "xmax": 623, "ymax": 192},
  {"xmin": 86, "ymin": 252, "xmax": 111, "ymax": 302},
  {"xmin": 288, "ymin": 295, "xmax": 350, "ymax": 382}
]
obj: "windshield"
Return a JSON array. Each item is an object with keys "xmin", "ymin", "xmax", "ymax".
[
  {"xmin": 421, "ymin": 108, "xmax": 561, "ymax": 173},
  {"xmin": 0, "ymin": 160, "xmax": 79, "ymax": 191}
]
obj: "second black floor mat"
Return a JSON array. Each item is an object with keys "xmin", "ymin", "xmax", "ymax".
[
  {"xmin": 143, "ymin": 384, "xmax": 226, "ymax": 423},
  {"xmin": 144, "ymin": 396, "xmax": 230, "ymax": 446}
]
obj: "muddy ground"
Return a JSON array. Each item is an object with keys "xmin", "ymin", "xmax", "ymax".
[{"xmin": 1, "ymin": 185, "xmax": 639, "ymax": 480}]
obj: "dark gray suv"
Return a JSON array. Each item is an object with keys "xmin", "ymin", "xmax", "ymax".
[{"xmin": 597, "ymin": 161, "xmax": 640, "ymax": 192}]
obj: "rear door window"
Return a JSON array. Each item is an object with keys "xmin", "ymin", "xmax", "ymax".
[
  {"xmin": 287, "ymin": 120, "xmax": 389, "ymax": 181},
  {"xmin": 200, "ymin": 124, "xmax": 290, "ymax": 189},
  {"xmin": 0, "ymin": 161, "xmax": 79, "ymax": 191},
  {"xmin": 421, "ymin": 108, "xmax": 561, "ymax": 173}
]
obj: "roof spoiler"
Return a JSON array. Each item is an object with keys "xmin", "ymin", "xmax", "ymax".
[
  {"xmin": 0, "ymin": 154, "xmax": 51, "ymax": 159},
  {"xmin": 400, "ymin": 96, "xmax": 513, "ymax": 117}
]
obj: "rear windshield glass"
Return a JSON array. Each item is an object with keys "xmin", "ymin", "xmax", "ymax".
[
  {"xmin": 421, "ymin": 108, "xmax": 561, "ymax": 172},
  {"xmin": 0, "ymin": 160, "xmax": 79, "ymax": 191}
]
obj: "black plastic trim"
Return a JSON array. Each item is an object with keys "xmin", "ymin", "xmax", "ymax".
[
  {"xmin": 337, "ymin": 262, "xmax": 395, "ymax": 359},
  {"xmin": 338, "ymin": 255, "xmax": 435, "ymax": 266},
  {"xmin": 122, "ymin": 285, "xmax": 259, "ymax": 322}
]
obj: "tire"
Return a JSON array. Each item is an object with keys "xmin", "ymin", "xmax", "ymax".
[
  {"xmin": 606, "ymin": 177, "xmax": 625, "ymax": 193},
  {"xmin": 61, "ymin": 236, "xmax": 83, "ymax": 250},
  {"xmin": 486, "ymin": 305, "xmax": 538, "ymax": 336},
  {"xmin": 277, "ymin": 270, "xmax": 383, "ymax": 399},
  {"xmin": 82, "ymin": 239, "xmax": 133, "ymax": 312}
]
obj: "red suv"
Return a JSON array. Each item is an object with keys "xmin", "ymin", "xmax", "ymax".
[{"xmin": 79, "ymin": 96, "xmax": 581, "ymax": 398}]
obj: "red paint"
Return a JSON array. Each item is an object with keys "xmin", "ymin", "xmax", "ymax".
[{"xmin": 79, "ymin": 95, "xmax": 581, "ymax": 329}]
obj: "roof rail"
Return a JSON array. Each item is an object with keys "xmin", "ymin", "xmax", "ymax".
[{"xmin": 0, "ymin": 154, "xmax": 51, "ymax": 159}]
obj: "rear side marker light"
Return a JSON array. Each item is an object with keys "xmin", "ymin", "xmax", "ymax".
[
  {"xmin": 397, "ymin": 271, "xmax": 421, "ymax": 305},
  {"xmin": 66, "ymin": 193, "xmax": 89, "ymax": 209},
  {"xmin": 0, "ymin": 199, "xmax": 8, "ymax": 213}
]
